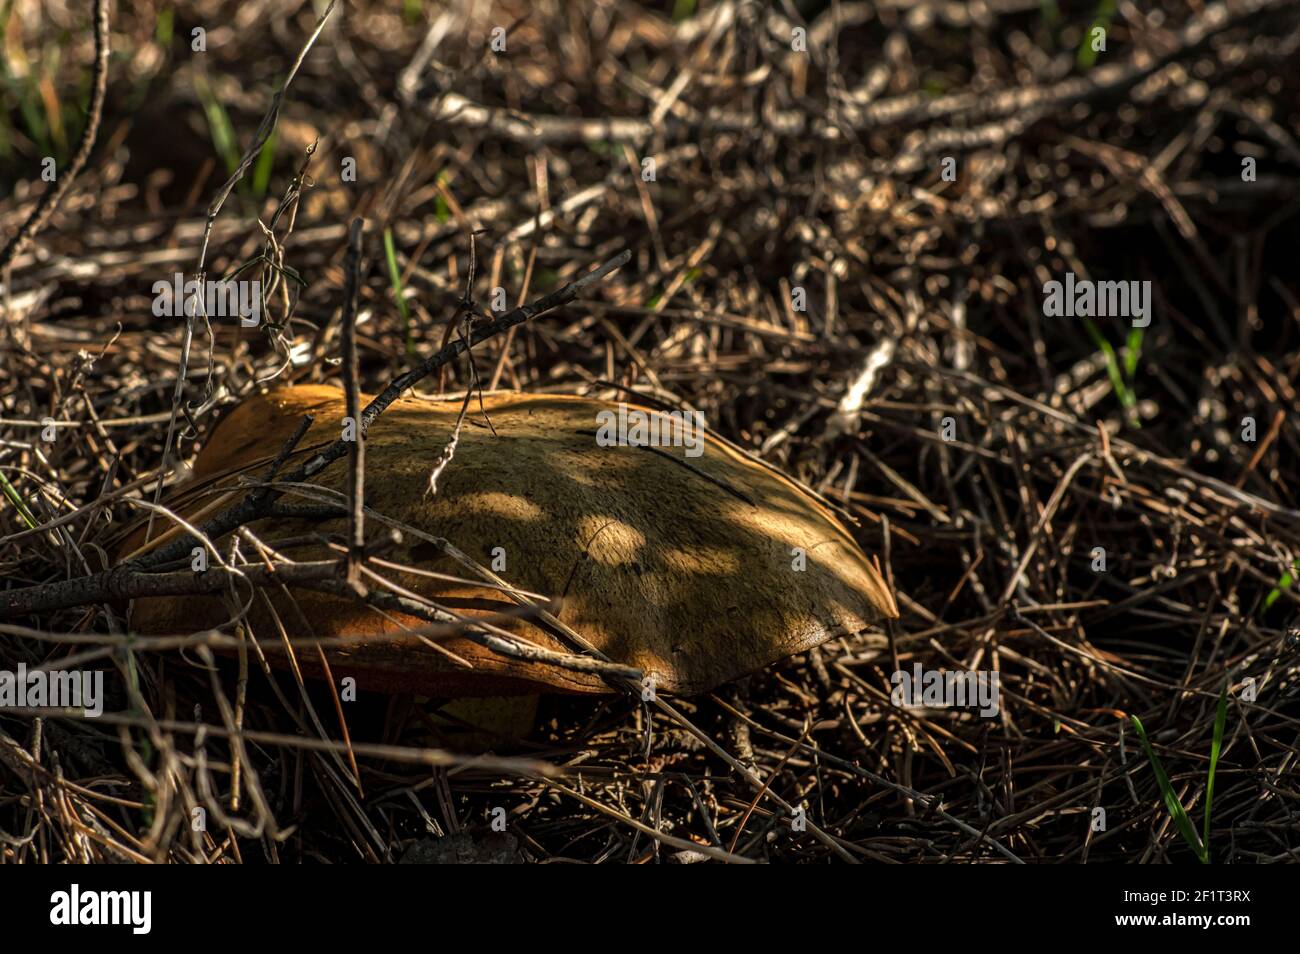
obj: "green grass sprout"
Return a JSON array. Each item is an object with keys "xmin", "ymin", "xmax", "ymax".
[
  {"xmin": 1130, "ymin": 683, "xmax": 1229, "ymax": 864},
  {"xmin": 1077, "ymin": 0, "xmax": 1117, "ymax": 69},
  {"xmin": 0, "ymin": 470, "xmax": 38, "ymax": 530},
  {"xmin": 1083, "ymin": 318, "xmax": 1137, "ymax": 417},
  {"xmin": 383, "ymin": 227, "xmax": 415, "ymax": 356}
]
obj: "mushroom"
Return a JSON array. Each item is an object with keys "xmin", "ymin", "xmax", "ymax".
[{"xmin": 123, "ymin": 384, "xmax": 897, "ymax": 696}]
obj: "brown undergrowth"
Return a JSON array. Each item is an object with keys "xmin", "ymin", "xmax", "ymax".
[{"xmin": 1, "ymin": 0, "xmax": 1298, "ymax": 863}]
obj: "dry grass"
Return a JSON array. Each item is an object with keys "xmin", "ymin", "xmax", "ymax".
[{"xmin": 1, "ymin": 0, "xmax": 1298, "ymax": 863}]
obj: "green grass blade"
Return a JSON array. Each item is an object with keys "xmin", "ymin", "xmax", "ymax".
[
  {"xmin": 1077, "ymin": 0, "xmax": 1116, "ymax": 69},
  {"xmin": 1263, "ymin": 562, "xmax": 1298, "ymax": 611},
  {"xmin": 0, "ymin": 470, "xmax": 38, "ymax": 529},
  {"xmin": 383, "ymin": 227, "xmax": 414, "ymax": 356},
  {"xmin": 1130, "ymin": 714, "xmax": 1207, "ymax": 863},
  {"xmin": 251, "ymin": 126, "xmax": 277, "ymax": 200},
  {"xmin": 1123, "ymin": 325, "xmax": 1143, "ymax": 381},
  {"xmin": 18, "ymin": 83, "xmax": 50, "ymax": 156},
  {"xmin": 154, "ymin": 7, "xmax": 174, "ymax": 47},
  {"xmin": 1083, "ymin": 318, "xmax": 1136, "ymax": 413},
  {"xmin": 672, "ymin": 0, "xmax": 697, "ymax": 22},
  {"xmin": 194, "ymin": 72, "xmax": 243, "ymax": 182},
  {"xmin": 1202, "ymin": 684, "xmax": 1228, "ymax": 860}
]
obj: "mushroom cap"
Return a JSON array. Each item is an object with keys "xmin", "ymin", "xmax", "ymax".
[{"xmin": 124, "ymin": 385, "xmax": 897, "ymax": 695}]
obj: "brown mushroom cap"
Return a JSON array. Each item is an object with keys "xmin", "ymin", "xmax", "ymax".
[{"xmin": 124, "ymin": 384, "xmax": 897, "ymax": 695}]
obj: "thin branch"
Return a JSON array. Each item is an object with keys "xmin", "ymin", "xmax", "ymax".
[
  {"xmin": 339, "ymin": 218, "xmax": 366, "ymax": 594},
  {"xmin": 0, "ymin": 0, "xmax": 110, "ymax": 273}
]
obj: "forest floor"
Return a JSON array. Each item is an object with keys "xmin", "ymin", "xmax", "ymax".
[{"xmin": 1, "ymin": 0, "xmax": 1298, "ymax": 863}]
